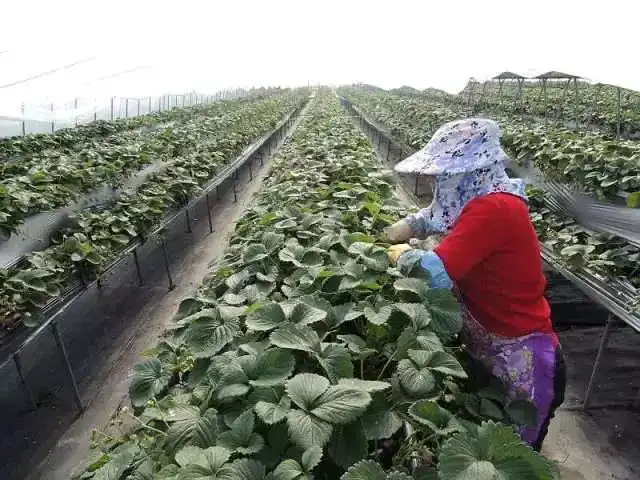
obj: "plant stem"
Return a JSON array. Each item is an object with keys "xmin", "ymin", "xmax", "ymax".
[
  {"xmin": 377, "ymin": 350, "xmax": 396, "ymax": 380},
  {"xmin": 121, "ymin": 410, "xmax": 168, "ymax": 437}
]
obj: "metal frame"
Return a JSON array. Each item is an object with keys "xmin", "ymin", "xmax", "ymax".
[{"xmin": 0, "ymin": 102, "xmax": 307, "ymax": 414}]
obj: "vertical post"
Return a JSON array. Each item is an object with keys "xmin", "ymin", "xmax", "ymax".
[
  {"xmin": 185, "ymin": 209, "xmax": 192, "ymax": 233},
  {"xmin": 132, "ymin": 248, "xmax": 143, "ymax": 285},
  {"xmin": 583, "ymin": 313, "xmax": 614, "ymax": 410},
  {"xmin": 125, "ymin": 98, "xmax": 129, "ymax": 117},
  {"xmin": 205, "ymin": 192, "xmax": 214, "ymax": 233},
  {"xmin": 110, "ymin": 97, "xmax": 114, "ymax": 120},
  {"xmin": 160, "ymin": 236, "xmax": 175, "ymax": 290},
  {"xmin": 616, "ymin": 86, "xmax": 622, "ymax": 139},
  {"xmin": 137, "ymin": 99, "xmax": 141, "ymax": 116},
  {"xmin": 517, "ymin": 78, "xmax": 524, "ymax": 108},
  {"xmin": 13, "ymin": 352, "xmax": 37, "ymax": 411},
  {"xmin": 574, "ymin": 78, "xmax": 579, "ymax": 132},
  {"xmin": 21, "ymin": 103, "xmax": 26, "ymax": 136},
  {"xmin": 50, "ymin": 321, "xmax": 84, "ymax": 412},
  {"xmin": 232, "ymin": 175, "xmax": 238, "ymax": 203},
  {"xmin": 93, "ymin": 98, "xmax": 97, "ymax": 122},
  {"xmin": 543, "ymin": 79, "xmax": 548, "ymax": 125},
  {"xmin": 148, "ymin": 96, "xmax": 152, "ymax": 114},
  {"xmin": 50, "ymin": 103, "xmax": 55, "ymax": 133},
  {"xmin": 74, "ymin": 97, "xmax": 78, "ymax": 127},
  {"xmin": 414, "ymin": 175, "xmax": 419, "ymax": 195},
  {"xmin": 590, "ymin": 84, "xmax": 601, "ymax": 131},
  {"xmin": 248, "ymin": 160, "xmax": 253, "ymax": 181}
]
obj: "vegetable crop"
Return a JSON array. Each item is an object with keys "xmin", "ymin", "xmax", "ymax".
[{"xmin": 76, "ymin": 93, "xmax": 554, "ymax": 480}]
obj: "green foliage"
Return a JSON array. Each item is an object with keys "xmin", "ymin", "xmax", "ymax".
[{"xmin": 76, "ymin": 93, "xmax": 553, "ymax": 480}]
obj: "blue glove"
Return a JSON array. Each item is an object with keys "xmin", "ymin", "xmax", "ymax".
[{"xmin": 398, "ymin": 249, "xmax": 453, "ymax": 290}]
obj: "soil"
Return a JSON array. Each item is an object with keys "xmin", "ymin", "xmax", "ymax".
[{"xmin": 1, "ymin": 103, "xmax": 311, "ymax": 480}]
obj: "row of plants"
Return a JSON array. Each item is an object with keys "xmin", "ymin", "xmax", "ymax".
[
  {"xmin": 339, "ymin": 87, "xmax": 640, "ymax": 203},
  {"xmin": 0, "ymin": 92, "xmax": 308, "ymax": 330},
  {"xmin": 0, "ymin": 91, "xmax": 285, "ymax": 162},
  {"xmin": 454, "ymin": 80, "xmax": 640, "ymax": 139},
  {"xmin": 340, "ymin": 87, "xmax": 639, "ymax": 296},
  {"xmin": 74, "ymin": 93, "xmax": 554, "ymax": 480},
  {"xmin": 0, "ymin": 91, "xmax": 293, "ymax": 239}
]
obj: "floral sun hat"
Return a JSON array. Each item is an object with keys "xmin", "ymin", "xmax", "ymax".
[{"xmin": 394, "ymin": 118, "xmax": 509, "ymax": 176}]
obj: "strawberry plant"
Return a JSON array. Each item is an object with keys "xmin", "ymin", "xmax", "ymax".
[
  {"xmin": 0, "ymin": 92, "xmax": 308, "ymax": 329},
  {"xmin": 75, "ymin": 93, "xmax": 554, "ymax": 479}
]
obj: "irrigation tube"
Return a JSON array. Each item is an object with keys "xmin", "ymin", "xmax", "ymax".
[
  {"xmin": 342, "ymin": 97, "xmax": 640, "ymax": 410},
  {"xmin": 0, "ymin": 100, "xmax": 309, "ymax": 414}
]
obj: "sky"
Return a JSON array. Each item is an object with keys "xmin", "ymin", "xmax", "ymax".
[{"xmin": 1, "ymin": 0, "xmax": 639, "ymax": 114}]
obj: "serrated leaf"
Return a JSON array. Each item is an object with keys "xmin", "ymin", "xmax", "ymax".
[
  {"xmin": 184, "ymin": 308, "xmax": 240, "ymax": 358},
  {"xmin": 394, "ymin": 303, "xmax": 432, "ymax": 329},
  {"xmin": 271, "ymin": 458, "xmax": 306, "ymax": 480},
  {"xmin": 286, "ymin": 408, "xmax": 334, "ymax": 449},
  {"xmin": 129, "ymin": 358, "xmax": 173, "ymax": 407},
  {"xmin": 229, "ymin": 458, "xmax": 266, "ymax": 480},
  {"xmin": 364, "ymin": 305, "xmax": 392, "ymax": 325},
  {"xmin": 397, "ymin": 358, "xmax": 436, "ymax": 398},
  {"xmin": 255, "ymin": 396, "xmax": 291, "ymax": 425},
  {"xmin": 338, "ymin": 378, "xmax": 391, "ymax": 392},
  {"xmin": 91, "ymin": 443, "xmax": 139, "ymax": 480},
  {"xmin": 438, "ymin": 421, "xmax": 554, "ymax": 480},
  {"xmin": 270, "ymin": 324, "xmax": 321, "ymax": 353},
  {"xmin": 340, "ymin": 459, "xmax": 386, "ymax": 480},
  {"xmin": 316, "ymin": 343, "xmax": 354, "ymax": 382},
  {"xmin": 301, "ymin": 446, "xmax": 323, "ymax": 472},
  {"xmin": 425, "ymin": 289, "xmax": 462, "ymax": 336},
  {"xmin": 164, "ymin": 408, "xmax": 218, "ymax": 454},
  {"xmin": 245, "ymin": 303, "xmax": 286, "ymax": 331},
  {"xmin": 285, "ymin": 301, "xmax": 328, "ymax": 325},
  {"xmin": 243, "ymin": 244, "xmax": 269, "ymax": 263},
  {"xmin": 408, "ymin": 400, "xmax": 463, "ymax": 436},
  {"xmin": 247, "ymin": 348, "xmax": 296, "ymax": 387},
  {"xmin": 328, "ymin": 421, "xmax": 368, "ymax": 469},
  {"xmin": 176, "ymin": 446, "xmax": 233, "ymax": 478},
  {"xmin": 393, "ymin": 277, "xmax": 430, "ymax": 301},
  {"xmin": 425, "ymin": 351, "xmax": 468, "ymax": 379},
  {"xmin": 480, "ymin": 398, "xmax": 504, "ymax": 420}
]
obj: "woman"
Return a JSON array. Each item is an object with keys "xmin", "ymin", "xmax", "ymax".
[{"xmin": 386, "ymin": 118, "xmax": 566, "ymax": 451}]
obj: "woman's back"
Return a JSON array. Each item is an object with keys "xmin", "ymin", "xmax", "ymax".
[{"xmin": 434, "ymin": 192, "xmax": 552, "ymax": 338}]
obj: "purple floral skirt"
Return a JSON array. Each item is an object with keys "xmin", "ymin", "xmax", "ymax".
[{"xmin": 461, "ymin": 309, "xmax": 566, "ymax": 449}]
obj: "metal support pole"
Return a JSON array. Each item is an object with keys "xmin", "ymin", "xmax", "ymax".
[
  {"xmin": 51, "ymin": 321, "xmax": 84, "ymax": 412},
  {"xmin": 74, "ymin": 98, "xmax": 78, "ymax": 127},
  {"xmin": 125, "ymin": 98, "xmax": 129, "ymax": 117},
  {"xmin": 110, "ymin": 97, "xmax": 114, "ymax": 120},
  {"xmin": 216, "ymin": 185, "xmax": 221, "ymax": 201},
  {"xmin": 149, "ymin": 97, "xmax": 152, "ymax": 113},
  {"xmin": 583, "ymin": 313, "xmax": 615, "ymax": 410},
  {"xmin": 542, "ymin": 79, "xmax": 548, "ymax": 125},
  {"xmin": 386, "ymin": 140, "xmax": 391, "ymax": 162},
  {"xmin": 132, "ymin": 248, "xmax": 143, "ymax": 285},
  {"xmin": 205, "ymin": 192, "xmax": 214, "ymax": 233},
  {"xmin": 185, "ymin": 209, "xmax": 192, "ymax": 233},
  {"xmin": 137, "ymin": 99, "xmax": 141, "ymax": 116},
  {"xmin": 160, "ymin": 236, "xmax": 175, "ymax": 290},
  {"xmin": 21, "ymin": 103, "xmax": 26, "ymax": 136},
  {"xmin": 574, "ymin": 78, "xmax": 579, "ymax": 132},
  {"xmin": 616, "ymin": 87, "xmax": 622, "ymax": 139},
  {"xmin": 248, "ymin": 160, "xmax": 253, "ymax": 181},
  {"xmin": 414, "ymin": 175, "xmax": 419, "ymax": 195},
  {"xmin": 13, "ymin": 352, "xmax": 37, "ymax": 411},
  {"xmin": 50, "ymin": 103, "xmax": 55, "ymax": 133}
]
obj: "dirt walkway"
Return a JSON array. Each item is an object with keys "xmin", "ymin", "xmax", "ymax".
[{"xmin": 27, "ymin": 102, "xmax": 312, "ymax": 480}]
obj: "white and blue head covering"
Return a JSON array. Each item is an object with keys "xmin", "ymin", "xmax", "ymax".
[{"xmin": 395, "ymin": 118, "xmax": 527, "ymax": 233}]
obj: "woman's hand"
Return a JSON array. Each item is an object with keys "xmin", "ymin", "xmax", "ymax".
[
  {"xmin": 384, "ymin": 219, "xmax": 413, "ymax": 243},
  {"xmin": 387, "ymin": 244, "xmax": 412, "ymax": 264}
]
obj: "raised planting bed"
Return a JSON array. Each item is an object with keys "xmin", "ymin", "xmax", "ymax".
[{"xmin": 74, "ymin": 93, "xmax": 555, "ymax": 480}]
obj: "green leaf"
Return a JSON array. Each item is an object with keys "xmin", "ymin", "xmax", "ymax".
[
  {"xmin": 91, "ymin": 443, "xmax": 139, "ymax": 480},
  {"xmin": 183, "ymin": 308, "xmax": 240, "ymax": 358},
  {"xmin": 480, "ymin": 398, "xmax": 504, "ymax": 420},
  {"xmin": 397, "ymin": 357, "xmax": 436, "ymax": 398},
  {"xmin": 338, "ymin": 378, "xmax": 391, "ymax": 392},
  {"xmin": 328, "ymin": 421, "xmax": 368, "ymax": 469},
  {"xmin": 129, "ymin": 358, "xmax": 173, "ymax": 407},
  {"xmin": 228, "ymin": 458, "xmax": 266, "ymax": 480},
  {"xmin": 164, "ymin": 407, "xmax": 218, "ymax": 454},
  {"xmin": 270, "ymin": 324, "xmax": 321, "ymax": 353},
  {"xmin": 217, "ymin": 410, "xmax": 264, "ymax": 455},
  {"xmin": 394, "ymin": 303, "xmax": 431, "ymax": 329},
  {"xmin": 394, "ymin": 277, "xmax": 430, "ymax": 301},
  {"xmin": 438, "ymin": 421, "xmax": 554, "ymax": 480},
  {"xmin": 243, "ymin": 244, "xmax": 269, "ymax": 263},
  {"xmin": 255, "ymin": 396, "xmax": 291, "ymax": 425},
  {"xmin": 425, "ymin": 289, "xmax": 462, "ymax": 336},
  {"xmin": 364, "ymin": 305, "xmax": 392, "ymax": 325},
  {"xmin": 245, "ymin": 303, "xmax": 286, "ymax": 331},
  {"xmin": 424, "ymin": 351, "xmax": 468, "ymax": 379},
  {"xmin": 285, "ymin": 374, "xmax": 371, "ymax": 449},
  {"xmin": 340, "ymin": 460, "xmax": 387, "ymax": 480},
  {"xmin": 408, "ymin": 400, "xmax": 463, "ymax": 436},
  {"xmin": 316, "ymin": 343, "xmax": 354, "ymax": 382},
  {"xmin": 284, "ymin": 301, "xmax": 328, "ymax": 326},
  {"xmin": 271, "ymin": 459, "xmax": 307, "ymax": 480},
  {"xmin": 247, "ymin": 348, "xmax": 296, "ymax": 387},
  {"xmin": 175, "ymin": 446, "xmax": 233, "ymax": 479},
  {"xmin": 506, "ymin": 400, "xmax": 538, "ymax": 428},
  {"xmin": 301, "ymin": 445, "xmax": 323, "ymax": 471}
]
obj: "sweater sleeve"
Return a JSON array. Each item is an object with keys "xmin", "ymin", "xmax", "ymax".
[{"xmin": 434, "ymin": 196, "xmax": 504, "ymax": 281}]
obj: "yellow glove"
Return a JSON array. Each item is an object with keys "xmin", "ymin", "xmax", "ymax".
[{"xmin": 387, "ymin": 244, "xmax": 412, "ymax": 264}]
